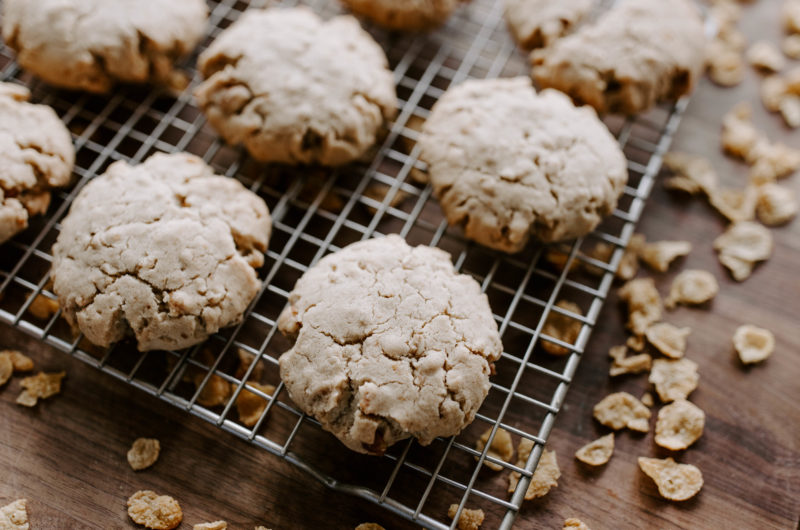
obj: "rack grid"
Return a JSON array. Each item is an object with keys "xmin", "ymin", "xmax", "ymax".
[{"xmin": 0, "ymin": 0, "xmax": 690, "ymax": 528}]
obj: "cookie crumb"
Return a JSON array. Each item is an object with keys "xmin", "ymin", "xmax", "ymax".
[
  {"xmin": 665, "ymin": 270, "xmax": 719, "ymax": 309},
  {"xmin": 127, "ymin": 490, "xmax": 183, "ymax": 530},
  {"xmin": 756, "ymin": 183, "xmax": 798, "ymax": 226},
  {"xmin": 28, "ymin": 293, "xmax": 60, "ymax": 320},
  {"xmin": 655, "ymin": 399, "xmax": 705, "ymax": 450},
  {"xmin": 638, "ymin": 457, "xmax": 703, "ymax": 501},
  {"xmin": 127, "ymin": 438, "xmax": 161, "ymax": 471},
  {"xmin": 593, "ymin": 392, "xmax": 651, "ymax": 432},
  {"xmin": 0, "ymin": 498, "xmax": 28, "ymax": 529},
  {"xmin": 618, "ymin": 278, "xmax": 663, "ymax": 336},
  {"xmin": 193, "ymin": 522, "xmax": 227, "ymax": 530},
  {"xmin": 236, "ymin": 383, "xmax": 276, "ymax": 428},
  {"xmin": 747, "ymin": 41, "xmax": 785, "ymax": 72},
  {"xmin": 646, "ymin": 323, "xmax": 691, "ymax": 359},
  {"xmin": 733, "ymin": 325, "xmax": 775, "ymax": 364},
  {"xmin": 541, "ymin": 301, "xmax": 583, "ymax": 356},
  {"xmin": 563, "ymin": 518, "xmax": 590, "ymax": 530},
  {"xmin": 574, "ymin": 433, "xmax": 614, "ymax": 466},
  {"xmin": 649, "ymin": 359, "xmax": 699, "ymax": 402},
  {"xmin": 639, "ymin": 241, "xmax": 692, "ymax": 273},
  {"xmin": 447, "ymin": 504, "xmax": 485, "ymax": 530},
  {"xmin": 713, "ymin": 222, "xmax": 773, "ymax": 282},
  {"xmin": 475, "ymin": 427, "xmax": 514, "ymax": 471},
  {"xmin": 16, "ymin": 371, "xmax": 66, "ymax": 407}
]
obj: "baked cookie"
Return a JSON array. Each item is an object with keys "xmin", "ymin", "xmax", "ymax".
[
  {"xmin": 2, "ymin": 0, "xmax": 208, "ymax": 93},
  {"xmin": 277, "ymin": 235, "xmax": 502, "ymax": 454},
  {"xmin": 505, "ymin": 0, "xmax": 596, "ymax": 50},
  {"xmin": 531, "ymin": 0, "xmax": 706, "ymax": 115},
  {"xmin": 51, "ymin": 153, "xmax": 271, "ymax": 352},
  {"xmin": 418, "ymin": 77, "xmax": 627, "ymax": 253},
  {"xmin": 0, "ymin": 83, "xmax": 74, "ymax": 245},
  {"xmin": 339, "ymin": 0, "xmax": 465, "ymax": 31},
  {"xmin": 195, "ymin": 8, "xmax": 397, "ymax": 166}
]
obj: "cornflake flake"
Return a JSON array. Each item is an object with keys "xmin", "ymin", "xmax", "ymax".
[
  {"xmin": 127, "ymin": 438, "xmax": 161, "ymax": 471},
  {"xmin": 626, "ymin": 334, "xmax": 646, "ymax": 352},
  {"xmin": 786, "ymin": 0, "xmax": 800, "ymax": 33},
  {"xmin": 447, "ymin": 505, "xmax": 485, "ymax": 530},
  {"xmin": 354, "ymin": 525, "xmax": 385, "ymax": 530},
  {"xmin": 638, "ymin": 457, "xmax": 703, "ymax": 501},
  {"xmin": 757, "ymin": 183, "xmax": 798, "ymax": 226},
  {"xmin": 655, "ymin": 399, "xmax": 705, "ymax": 450},
  {"xmin": 618, "ymin": 278, "xmax": 663, "ymax": 336},
  {"xmin": 713, "ymin": 222, "xmax": 773, "ymax": 281},
  {"xmin": 193, "ymin": 522, "xmax": 227, "ymax": 530},
  {"xmin": 721, "ymin": 103, "xmax": 761, "ymax": 160},
  {"xmin": 236, "ymin": 383, "xmax": 276, "ymax": 428},
  {"xmin": 708, "ymin": 186, "xmax": 758, "ymax": 223},
  {"xmin": 649, "ymin": 359, "xmax": 699, "ymax": 402},
  {"xmin": 574, "ymin": 433, "xmax": 614, "ymax": 466},
  {"xmin": 194, "ymin": 372, "xmax": 232, "ymax": 408},
  {"xmin": 761, "ymin": 76, "xmax": 788, "ymax": 112},
  {"xmin": 641, "ymin": 392, "xmax": 655, "ymax": 407},
  {"xmin": 127, "ymin": 490, "xmax": 183, "ymax": 530},
  {"xmin": 747, "ymin": 140, "xmax": 800, "ymax": 184},
  {"xmin": 541, "ymin": 301, "xmax": 583, "ymax": 356},
  {"xmin": 609, "ymin": 351, "xmax": 652, "ymax": 377},
  {"xmin": 639, "ymin": 240, "xmax": 692, "ymax": 272},
  {"xmin": 746, "ymin": 41, "xmax": 785, "ymax": 72},
  {"xmin": 663, "ymin": 153, "xmax": 718, "ymax": 195},
  {"xmin": 0, "ymin": 353, "xmax": 11, "ymax": 387},
  {"xmin": 16, "ymin": 371, "xmax": 66, "ymax": 407},
  {"xmin": 617, "ymin": 234, "xmax": 645, "ymax": 281},
  {"xmin": 563, "ymin": 519, "xmax": 590, "ymax": 530},
  {"xmin": 0, "ymin": 499, "xmax": 28, "ymax": 529},
  {"xmin": 508, "ymin": 442, "xmax": 561, "ymax": 499},
  {"xmin": 780, "ymin": 94, "xmax": 800, "ymax": 128},
  {"xmin": 235, "ymin": 348, "xmax": 265, "ymax": 381},
  {"xmin": 665, "ymin": 270, "xmax": 719, "ymax": 309},
  {"xmin": 707, "ymin": 45, "xmax": 746, "ymax": 87},
  {"xmin": 733, "ymin": 324, "xmax": 775, "ymax": 364},
  {"xmin": 593, "ymin": 392, "xmax": 651, "ymax": 432},
  {"xmin": 646, "ymin": 323, "xmax": 691, "ymax": 359},
  {"xmin": 6, "ymin": 351, "xmax": 33, "ymax": 373},
  {"xmin": 784, "ymin": 35, "xmax": 800, "ymax": 59},
  {"xmin": 475, "ymin": 427, "xmax": 514, "ymax": 471}
]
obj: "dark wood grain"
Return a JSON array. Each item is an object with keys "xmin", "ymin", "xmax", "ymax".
[{"xmin": 2, "ymin": 1, "xmax": 800, "ymax": 528}]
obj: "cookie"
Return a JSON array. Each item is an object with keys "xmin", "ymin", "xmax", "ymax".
[
  {"xmin": 504, "ymin": 0, "xmax": 596, "ymax": 50},
  {"xmin": 2, "ymin": 0, "xmax": 208, "ymax": 93},
  {"xmin": 531, "ymin": 0, "xmax": 706, "ymax": 115},
  {"xmin": 418, "ymin": 77, "xmax": 627, "ymax": 253},
  {"xmin": 195, "ymin": 8, "xmax": 397, "ymax": 166},
  {"xmin": 339, "ymin": 0, "xmax": 465, "ymax": 31},
  {"xmin": 0, "ymin": 83, "xmax": 74, "ymax": 245},
  {"xmin": 51, "ymin": 153, "xmax": 271, "ymax": 352},
  {"xmin": 277, "ymin": 235, "xmax": 502, "ymax": 454}
]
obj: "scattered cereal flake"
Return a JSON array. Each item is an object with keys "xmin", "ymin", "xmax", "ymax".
[
  {"xmin": 639, "ymin": 241, "xmax": 692, "ymax": 273},
  {"xmin": 16, "ymin": 371, "xmax": 66, "ymax": 407},
  {"xmin": 649, "ymin": 359, "xmax": 699, "ymax": 402},
  {"xmin": 28, "ymin": 293, "xmax": 59, "ymax": 320},
  {"xmin": 355, "ymin": 524, "xmax": 385, "ymax": 530},
  {"xmin": 733, "ymin": 324, "xmax": 775, "ymax": 364},
  {"xmin": 617, "ymin": 234, "xmax": 645, "ymax": 281},
  {"xmin": 784, "ymin": 34, "xmax": 800, "ymax": 59},
  {"xmin": 447, "ymin": 505, "xmax": 485, "ymax": 530},
  {"xmin": 784, "ymin": 0, "xmax": 800, "ymax": 34},
  {"xmin": 713, "ymin": 222, "xmax": 773, "ymax": 281},
  {"xmin": 756, "ymin": 183, "xmax": 798, "ymax": 226},
  {"xmin": 646, "ymin": 323, "xmax": 691, "ymax": 359},
  {"xmin": 475, "ymin": 427, "xmax": 514, "ymax": 471},
  {"xmin": 127, "ymin": 491, "xmax": 183, "ymax": 530},
  {"xmin": 235, "ymin": 348, "xmax": 264, "ymax": 381},
  {"xmin": 787, "ymin": 66, "xmax": 800, "ymax": 93},
  {"xmin": 525, "ymin": 449, "xmax": 561, "ymax": 499},
  {"xmin": 779, "ymin": 94, "xmax": 800, "ymax": 128},
  {"xmin": 563, "ymin": 519, "xmax": 590, "ymax": 530},
  {"xmin": 747, "ymin": 41, "xmax": 785, "ymax": 72},
  {"xmin": 0, "ymin": 498, "xmax": 28, "ymax": 529},
  {"xmin": 618, "ymin": 278, "xmax": 662, "ymax": 336},
  {"xmin": 638, "ymin": 457, "xmax": 703, "ymax": 501},
  {"xmin": 0, "ymin": 353, "xmax": 12, "ymax": 387},
  {"xmin": 641, "ymin": 392, "xmax": 655, "ymax": 407},
  {"xmin": 194, "ymin": 373, "xmax": 232, "ymax": 408},
  {"xmin": 761, "ymin": 76, "xmax": 788, "ymax": 112},
  {"xmin": 544, "ymin": 248, "xmax": 580, "ymax": 273},
  {"xmin": 127, "ymin": 438, "xmax": 161, "ymax": 471},
  {"xmin": 582, "ymin": 242, "xmax": 613, "ymax": 277},
  {"xmin": 663, "ymin": 175, "xmax": 704, "ymax": 195},
  {"xmin": 707, "ymin": 46, "xmax": 746, "ymax": 87},
  {"xmin": 254, "ymin": 527, "xmax": 272, "ymax": 530},
  {"xmin": 15, "ymin": 392, "xmax": 37, "ymax": 408},
  {"xmin": 626, "ymin": 334, "xmax": 646, "ymax": 352},
  {"xmin": 6, "ymin": 351, "xmax": 33, "ymax": 373},
  {"xmin": 663, "ymin": 153, "xmax": 718, "ymax": 195},
  {"xmin": 655, "ymin": 399, "xmax": 705, "ymax": 450},
  {"xmin": 363, "ymin": 183, "xmax": 410, "ymax": 215},
  {"xmin": 708, "ymin": 186, "xmax": 758, "ymax": 223},
  {"xmin": 593, "ymin": 392, "xmax": 651, "ymax": 432},
  {"xmin": 608, "ymin": 345, "xmax": 626, "ymax": 362},
  {"xmin": 665, "ymin": 270, "xmax": 719, "ymax": 309},
  {"xmin": 610, "ymin": 352, "xmax": 652, "ymax": 377},
  {"xmin": 722, "ymin": 103, "xmax": 761, "ymax": 160},
  {"xmin": 193, "ymin": 522, "xmax": 227, "ymax": 530},
  {"xmin": 236, "ymin": 383, "xmax": 276, "ymax": 428},
  {"xmin": 747, "ymin": 140, "xmax": 800, "ymax": 184},
  {"xmin": 542, "ymin": 301, "xmax": 583, "ymax": 356},
  {"xmin": 574, "ymin": 433, "xmax": 614, "ymax": 466}
]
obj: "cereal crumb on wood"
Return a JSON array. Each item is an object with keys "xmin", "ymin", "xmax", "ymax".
[
  {"xmin": 127, "ymin": 438, "xmax": 161, "ymax": 471},
  {"xmin": 475, "ymin": 427, "xmax": 514, "ymax": 471},
  {"xmin": 0, "ymin": 498, "xmax": 28, "ymax": 529},
  {"xmin": 127, "ymin": 490, "xmax": 183, "ymax": 530},
  {"xmin": 574, "ymin": 433, "xmax": 614, "ymax": 466},
  {"xmin": 733, "ymin": 325, "xmax": 775, "ymax": 364},
  {"xmin": 638, "ymin": 457, "xmax": 703, "ymax": 501},
  {"xmin": 447, "ymin": 505, "xmax": 485, "ymax": 530}
]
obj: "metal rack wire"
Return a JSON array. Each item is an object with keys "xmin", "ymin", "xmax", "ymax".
[{"xmin": 0, "ymin": 0, "xmax": 691, "ymax": 528}]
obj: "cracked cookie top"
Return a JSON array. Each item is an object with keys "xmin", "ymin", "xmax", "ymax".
[
  {"xmin": 0, "ymin": 83, "xmax": 74, "ymax": 244},
  {"xmin": 51, "ymin": 153, "xmax": 271, "ymax": 352},
  {"xmin": 339, "ymin": 0, "xmax": 464, "ymax": 31},
  {"xmin": 419, "ymin": 77, "xmax": 628, "ymax": 253},
  {"xmin": 277, "ymin": 235, "xmax": 502, "ymax": 454},
  {"xmin": 531, "ymin": 0, "xmax": 706, "ymax": 115},
  {"xmin": 195, "ymin": 7, "xmax": 397, "ymax": 166},
  {"xmin": 1, "ymin": 0, "xmax": 208, "ymax": 93}
]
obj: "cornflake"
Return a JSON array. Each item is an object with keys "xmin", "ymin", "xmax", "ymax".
[
  {"xmin": 6, "ymin": 351, "xmax": 33, "ymax": 373},
  {"xmin": 574, "ymin": 433, "xmax": 614, "ymax": 466},
  {"xmin": 713, "ymin": 222, "xmax": 773, "ymax": 281},
  {"xmin": 638, "ymin": 457, "xmax": 703, "ymax": 501},
  {"xmin": 618, "ymin": 278, "xmax": 662, "ymax": 336},
  {"xmin": 761, "ymin": 76, "xmax": 788, "ymax": 112},
  {"xmin": 708, "ymin": 186, "xmax": 758, "ymax": 223},
  {"xmin": 193, "ymin": 522, "xmax": 227, "ymax": 530},
  {"xmin": 780, "ymin": 95, "xmax": 800, "ymax": 128},
  {"xmin": 447, "ymin": 505, "xmax": 485, "ymax": 530},
  {"xmin": 641, "ymin": 392, "xmax": 655, "ymax": 407},
  {"xmin": 236, "ymin": 383, "xmax": 276, "ymax": 428},
  {"xmin": 582, "ymin": 242, "xmax": 613, "ymax": 277},
  {"xmin": 707, "ymin": 46, "xmax": 746, "ymax": 87},
  {"xmin": 626, "ymin": 334, "xmax": 646, "ymax": 353},
  {"xmin": 127, "ymin": 438, "xmax": 161, "ymax": 471},
  {"xmin": 508, "ymin": 441, "xmax": 561, "ymax": 499},
  {"xmin": 746, "ymin": 41, "xmax": 785, "ymax": 72},
  {"xmin": 784, "ymin": 0, "xmax": 800, "ymax": 34},
  {"xmin": 645, "ymin": 323, "xmax": 691, "ymax": 359},
  {"xmin": 355, "ymin": 525, "xmax": 385, "ymax": 530},
  {"xmin": 127, "ymin": 490, "xmax": 183, "ymax": 530},
  {"xmin": 475, "ymin": 427, "xmax": 514, "ymax": 471},
  {"xmin": 16, "ymin": 371, "xmax": 66, "ymax": 407},
  {"xmin": 655, "ymin": 399, "xmax": 705, "ymax": 450},
  {"xmin": 784, "ymin": 35, "xmax": 800, "ymax": 59},
  {"xmin": 563, "ymin": 519, "xmax": 590, "ymax": 530},
  {"xmin": 649, "ymin": 359, "xmax": 699, "ymax": 402},
  {"xmin": 617, "ymin": 234, "xmax": 645, "ymax": 281},
  {"xmin": 0, "ymin": 353, "xmax": 11, "ymax": 387},
  {"xmin": 733, "ymin": 324, "xmax": 775, "ymax": 364},
  {"xmin": 721, "ymin": 103, "xmax": 761, "ymax": 160},
  {"xmin": 194, "ymin": 372, "xmax": 232, "ymax": 408},
  {"xmin": 542, "ymin": 301, "xmax": 583, "ymax": 355},
  {"xmin": 0, "ymin": 498, "xmax": 28, "ymax": 529},
  {"xmin": 639, "ymin": 241, "xmax": 692, "ymax": 272},
  {"xmin": 747, "ymin": 140, "xmax": 800, "ymax": 184},
  {"xmin": 363, "ymin": 183, "xmax": 410, "ymax": 215},
  {"xmin": 609, "ymin": 352, "xmax": 652, "ymax": 377},
  {"xmin": 756, "ymin": 183, "xmax": 798, "ymax": 226},
  {"xmin": 665, "ymin": 270, "xmax": 719, "ymax": 309},
  {"xmin": 236, "ymin": 348, "xmax": 264, "ymax": 381},
  {"xmin": 593, "ymin": 392, "xmax": 651, "ymax": 432},
  {"xmin": 28, "ymin": 293, "xmax": 59, "ymax": 320},
  {"xmin": 663, "ymin": 153, "xmax": 718, "ymax": 195}
]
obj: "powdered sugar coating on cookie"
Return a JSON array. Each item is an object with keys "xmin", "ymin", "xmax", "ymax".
[
  {"xmin": 196, "ymin": 8, "xmax": 397, "ymax": 166},
  {"xmin": 531, "ymin": 0, "xmax": 706, "ymax": 115},
  {"xmin": 52, "ymin": 153, "xmax": 271, "ymax": 352},
  {"xmin": 340, "ymin": 0, "xmax": 464, "ymax": 31},
  {"xmin": 419, "ymin": 77, "xmax": 627, "ymax": 253},
  {"xmin": 278, "ymin": 235, "xmax": 503, "ymax": 454},
  {"xmin": 2, "ymin": 0, "xmax": 208, "ymax": 93}
]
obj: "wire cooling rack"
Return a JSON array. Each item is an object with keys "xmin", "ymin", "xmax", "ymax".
[{"xmin": 0, "ymin": 0, "xmax": 692, "ymax": 528}]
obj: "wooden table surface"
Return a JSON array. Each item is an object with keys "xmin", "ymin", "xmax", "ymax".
[{"xmin": 2, "ymin": 1, "xmax": 799, "ymax": 529}]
